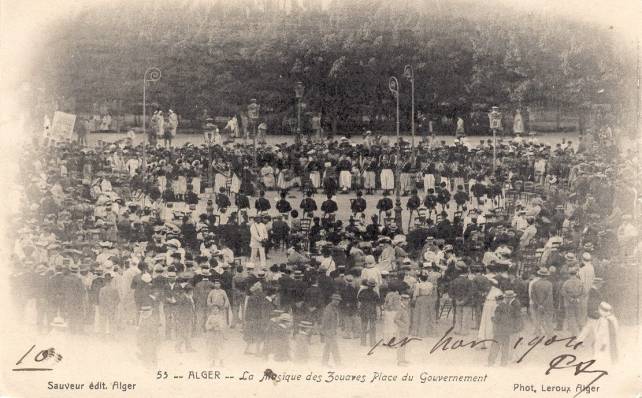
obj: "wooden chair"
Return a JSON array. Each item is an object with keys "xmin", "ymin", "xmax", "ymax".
[
  {"xmin": 225, "ymin": 174, "xmax": 233, "ymax": 196},
  {"xmin": 439, "ymin": 296, "xmax": 454, "ymax": 320}
]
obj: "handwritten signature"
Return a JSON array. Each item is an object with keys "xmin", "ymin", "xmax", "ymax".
[{"xmin": 546, "ymin": 354, "xmax": 608, "ymax": 398}]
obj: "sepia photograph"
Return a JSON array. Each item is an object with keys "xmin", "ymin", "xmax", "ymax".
[{"xmin": 0, "ymin": 0, "xmax": 640, "ymax": 397}]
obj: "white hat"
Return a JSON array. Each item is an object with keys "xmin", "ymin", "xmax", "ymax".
[
  {"xmin": 141, "ymin": 273, "xmax": 152, "ymax": 283},
  {"xmin": 582, "ymin": 252, "xmax": 592, "ymax": 262},
  {"xmin": 392, "ymin": 235, "xmax": 406, "ymax": 245},
  {"xmin": 598, "ymin": 302, "xmax": 612, "ymax": 314}
]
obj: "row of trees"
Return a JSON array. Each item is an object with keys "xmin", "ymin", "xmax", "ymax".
[{"xmin": 28, "ymin": 0, "xmax": 636, "ymax": 133}]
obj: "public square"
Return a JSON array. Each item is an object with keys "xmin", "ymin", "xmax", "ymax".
[{"xmin": 2, "ymin": 1, "xmax": 641, "ymax": 398}]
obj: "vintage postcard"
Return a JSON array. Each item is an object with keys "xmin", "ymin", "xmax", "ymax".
[{"xmin": 0, "ymin": 0, "xmax": 640, "ymax": 397}]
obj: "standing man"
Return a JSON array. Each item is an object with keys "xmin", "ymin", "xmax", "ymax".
[
  {"xmin": 175, "ymin": 285, "xmax": 196, "ymax": 352},
  {"xmin": 531, "ymin": 268, "xmax": 554, "ymax": 336},
  {"xmin": 62, "ymin": 263, "xmax": 86, "ymax": 334},
  {"xmin": 358, "ymin": 280, "xmax": 380, "ymax": 347},
  {"xmin": 488, "ymin": 290, "xmax": 521, "ymax": 366},
  {"xmin": 300, "ymin": 191, "xmax": 318, "ymax": 218},
  {"xmin": 249, "ymin": 216, "xmax": 269, "ymax": 269},
  {"xmin": 98, "ymin": 273, "xmax": 120, "ymax": 336},
  {"xmin": 75, "ymin": 117, "xmax": 89, "ymax": 146},
  {"xmin": 166, "ymin": 109, "xmax": 178, "ymax": 148},
  {"xmin": 578, "ymin": 252, "xmax": 595, "ymax": 328},
  {"xmin": 351, "ymin": 190, "xmax": 367, "ymax": 217},
  {"xmin": 449, "ymin": 263, "xmax": 473, "ymax": 335},
  {"xmin": 194, "ymin": 270, "xmax": 215, "ymax": 334},
  {"xmin": 321, "ymin": 293, "xmax": 342, "ymax": 366},
  {"xmin": 395, "ymin": 294, "xmax": 411, "ymax": 366},
  {"xmin": 254, "ymin": 191, "xmax": 271, "ymax": 215},
  {"xmin": 561, "ymin": 267, "xmax": 584, "ymax": 336}
]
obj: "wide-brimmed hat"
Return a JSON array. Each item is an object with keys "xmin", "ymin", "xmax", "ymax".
[
  {"xmin": 504, "ymin": 290, "xmax": 516, "ymax": 298},
  {"xmin": 536, "ymin": 268, "xmax": 550, "ymax": 276},
  {"xmin": 330, "ymin": 293, "xmax": 342, "ymax": 301}
]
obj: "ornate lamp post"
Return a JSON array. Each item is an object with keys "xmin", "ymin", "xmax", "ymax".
[
  {"xmin": 488, "ymin": 106, "xmax": 502, "ymax": 175},
  {"xmin": 404, "ymin": 64, "xmax": 415, "ymax": 150},
  {"xmin": 142, "ymin": 67, "xmax": 161, "ymax": 202},
  {"xmin": 389, "ymin": 76, "xmax": 403, "ymax": 230},
  {"xmin": 294, "ymin": 81, "xmax": 304, "ymax": 144},
  {"xmin": 203, "ymin": 120, "xmax": 217, "ymax": 191},
  {"xmin": 247, "ymin": 98, "xmax": 260, "ymax": 167}
]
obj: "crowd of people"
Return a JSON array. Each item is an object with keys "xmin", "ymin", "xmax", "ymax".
[{"xmin": 9, "ymin": 123, "xmax": 639, "ymax": 368}]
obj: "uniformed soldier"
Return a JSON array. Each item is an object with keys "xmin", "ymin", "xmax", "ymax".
[
  {"xmin": 216, "ymin": 187, "xmax": 231, "ymax": 213},
  {"xmin": 376, "ymin": 191, "xmax": 393, "ymax": 221},
  {"xmin": 254, "ymin": 190, "xmax": 271, "ymax": 215},
  {"xmin": 350, "ymin": 190, "xmax": 367, "ymax": 216},
  {"xmin": 300, "ymin": 191, "xmax": 318, "ymax": 218},
  {"xmin": 276, "ymin": 190, "xmax": 292, "ymax": 218}
]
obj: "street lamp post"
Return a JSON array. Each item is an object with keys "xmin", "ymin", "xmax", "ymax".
[
  {"xmin": 204, "ymin": 121, "xmax": 216, "ymax": 191},
  {"xmin": 488, "ymin": 106, "xmax": 502, "ymax": 176},
  {"xmin": 389, "ymin": 76, "xmax": 403, "ymax": 230},
  {"xmin": 294, "ymin": 81, "xmax": 304, "ymax": 145},
  {"xmin": 247, "ymin": 99, "xmax": 260, "ymax": 167},
  {"xmin": 142, "ymin": 67, "xmax": 161, "ymax": 204},
  {"xmin": 404, "ymin": 64, "xmax": 415, "ymax": 150}
]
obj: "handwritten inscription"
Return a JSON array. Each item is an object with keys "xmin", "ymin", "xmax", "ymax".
[{"xmin": 13, "ymin": 345, "xmax": 62, "ymax": 371}]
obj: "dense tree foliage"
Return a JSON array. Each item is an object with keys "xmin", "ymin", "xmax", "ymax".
[{"xmin": 29, "ymin": 0, "xmax": 635, "ymax": 132}]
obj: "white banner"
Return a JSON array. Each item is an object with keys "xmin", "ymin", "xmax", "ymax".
[{"xmin": 50, "ymin": 111, "xmax": 77, "ymax": 140}]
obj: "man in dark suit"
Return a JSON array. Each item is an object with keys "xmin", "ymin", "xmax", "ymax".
[
  {"xmin": 321, "ymin": 293, "xmax": 342, "ymax": 366},
  {"xmin": 193, "ymin": 271, "xmax": 214, "ymax": 334},
  {"xmin": 531, "ymin": 268, "xmax": 554, "ymax": 336},
  {"xmin": 175, "ymin": 285, "xmax": 196, "ymax": 352},
  {"xmin": 162, "ymin": 270, "xmax": 182, "ymax": 339},
  {"xmin": 358, "ymin": 280, "xmax": 380, "ymax": 346},
  {"xmin": 61, "ymin": 264, "xmax": 86, "ymax": 334},
  {"xmin": 488, "ymin": 290, "xmax": 521, "ymax": 366},
  {"xmin": 184, "ymin": 184, "xmax": 199, "ymax": 205},
  {"xmin": 448, "ymin": 263, "xmax": 474, "ymax": 334}
]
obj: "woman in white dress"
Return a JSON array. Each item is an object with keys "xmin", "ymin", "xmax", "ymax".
[
  {"xmin": 382, "ymin": 289, "xmax": 401, "ymax": 341},
  {"xmin": 593, "ymin": 302, "xmax": 619, "ymax": 366},
  {"xmin": 477, "ymin": 277, "xmax": 502, "ymax": 348},
  {"xmin": 260, "ymin": 164, "xmax": 275, "ymax": 191}
]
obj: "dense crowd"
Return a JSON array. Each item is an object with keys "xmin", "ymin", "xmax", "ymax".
[{"xmin": 9, "ymin": 126, "xmax": 639, "ymax": 368}]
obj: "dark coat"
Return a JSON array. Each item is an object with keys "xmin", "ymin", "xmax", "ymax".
[{"xmin": 531, "ymin": 278, "xmax": 554, "ymax": 311}]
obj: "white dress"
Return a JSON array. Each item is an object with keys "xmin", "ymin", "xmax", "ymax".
[{"xmin": 478, "ymin": 285, "xmax": 503, "ymax": 342}]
